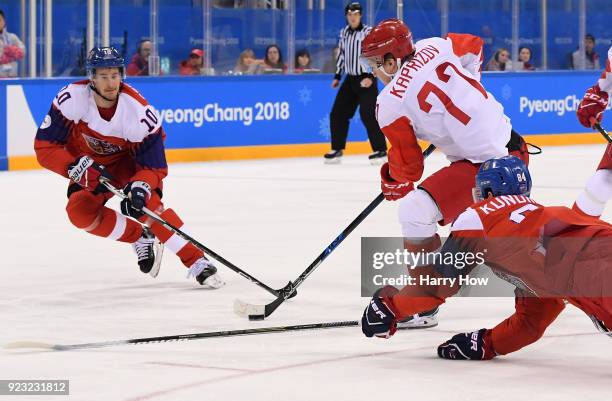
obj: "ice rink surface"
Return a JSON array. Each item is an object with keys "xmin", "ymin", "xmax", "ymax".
[{"xmin": 1, "ymin": 144, "xmax": 611, "ymax": 401}]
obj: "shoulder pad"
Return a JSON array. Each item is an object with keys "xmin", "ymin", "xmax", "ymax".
[{"xmin": 51, "ymin": 81, "xmax": 89, "ymax": 122}]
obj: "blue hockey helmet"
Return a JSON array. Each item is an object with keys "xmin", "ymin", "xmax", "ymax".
[
  {"xmin": 474, "ymin": 155, "xmax": 532, "ymax": 201},
  {"xmin": 86, "ymin": 46, "xmax": 125, "ymax": 79}
]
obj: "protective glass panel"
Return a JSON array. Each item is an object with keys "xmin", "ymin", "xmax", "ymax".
[
  {"xmin": 110, "ymin": 0, "xmax": 151, "ymax": 76},
  {"xmin": 0, "ymin": 0, "xmax": 27, "ymax": 77},
  {"xmin": 586, "ymin": 0, "xmax": 612, "ymax": 71},
  {"xmin": 212, "ymin": 3, "xmax": 289, "ymax": 76},
  {"xmin": 449, "ymin": 0, "xmax": 512, "ymax": 72},
  {"xmin": 517, "ymin": 0, "xmax": 542, "ymax": 71},
  {"xmin": 547, "ymin": 0, "xmax": 581, "ymax": 70},
  {"xmin": 158, "ymin": 0, "xmax": 205, "ymax": 76},
  {"xmin": 403, "ymin": 0, "xmax": 441, "ymax": 41},
  {"xmin": 53, "ymin": 0, "xmax": 87, "ymax": 77}
]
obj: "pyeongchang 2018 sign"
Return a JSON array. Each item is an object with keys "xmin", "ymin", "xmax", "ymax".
[{"xmin": 0, "ymin": 71, "xmax": 601, "ymax": 170}]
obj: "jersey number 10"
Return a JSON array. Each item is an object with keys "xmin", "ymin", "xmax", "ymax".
[{"xmin": 140, "ymin": 108, "xmax": 159, "ymax": 132}]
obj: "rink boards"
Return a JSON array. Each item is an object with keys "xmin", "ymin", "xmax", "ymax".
[{"xmin": 0, "ymin": 71, "xmax": 607, "ymax": 171}]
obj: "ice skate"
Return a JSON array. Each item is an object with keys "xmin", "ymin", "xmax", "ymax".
[
  {"xmin": 187, "ymin": 257, "xmax": 225, "ymax": 289},
  {"xmin": 396, "ymin": 307, "xmax": 439, "ymax": 329},
  {"xmin": 324, "ymin": 150, "xmax": 343, "ymax": 164},
  {"xmin": 368, "ymin": 150, "xmax": 387, "ymax": 165},
  {"xmin": 132, "ymin": 227, "xmax": 164, "ymax": 278}
]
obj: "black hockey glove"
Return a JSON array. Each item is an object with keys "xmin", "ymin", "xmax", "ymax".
[
  {"xmin": 437, "ymin": 328, "xmax": 494, "ymax": 360},
  {"xmin": 120, "ymin": 181, "xmax": 152, "ymax": 219}
]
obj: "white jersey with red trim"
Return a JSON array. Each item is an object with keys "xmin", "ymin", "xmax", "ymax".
[
  {"xmin": 376, "ymin": 34, "xmax": 511, "ymax": 164},
  {"xmin": 53, "ymin": 81, "xmax": 161, "ymax": 149},
  {"xmin": 596, "ymin": 46, "xmax": 612, "ymax": 95}
]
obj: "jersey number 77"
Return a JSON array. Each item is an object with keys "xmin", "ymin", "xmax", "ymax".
[{"xmin": 417, "ymin": 61, "xmax": 488, "ymax": 126}]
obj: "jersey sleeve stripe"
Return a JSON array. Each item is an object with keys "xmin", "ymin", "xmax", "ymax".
[
  {"xmin": 35, "ymin": 105, "xmax": 73, "ymax": 144},
  {"xmin": 131, "ymin": 128, "xmax": 168, "ymax": 170}
]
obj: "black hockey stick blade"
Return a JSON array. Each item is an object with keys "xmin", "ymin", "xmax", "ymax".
[
  {"xmin": 235, "ymin": 144, "xmax": 437, "ymax": 320},
  {"xmin": 4, "ymin": 321, "xmax": 359, "ymax": 351}
]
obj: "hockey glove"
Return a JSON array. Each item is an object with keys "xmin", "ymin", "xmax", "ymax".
[
  {"xmin": 362, "ymin": 285, "xmax": 400, "ymax": 339},
  {"xmin": 437, "ymin": 328, "xmax": 495, "ymax": 360},
  {"xmin": 67, "ymin": 155, "xmax": 111, "ymax": 193},
  {"xmin": 380, "ymin": 162, "xmax": 414, "ymax": 201},
  {"xmin": 121, "ymin": 181, "xmax": 152, "ymax": 219},
  {"xmin": 577, "ymin": 85, "xmax": 609, "ymax": 128}
]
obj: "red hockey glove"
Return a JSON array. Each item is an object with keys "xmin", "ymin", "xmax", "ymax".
[
  {"xmin": 380, "ymin": 162, "xmax": 414, "ymax": 201},
  {"xmin": 361, "ymin": 285, "xmax": 400, "ymax": 339},
  {"xmin": 67, "ymin": 155, "xmax": 111, "ymax": 193},
  {"xmin": 577, "ymin": 85, "xmax": 609, "ymax": 128},
  {"xmin": 437, "ymin": 328, "xmax": 495, "ymax": 360}
]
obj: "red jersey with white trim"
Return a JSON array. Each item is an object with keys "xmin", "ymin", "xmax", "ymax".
[
  {"xmin": 390, "ymin": 195, "xmax": 612, "ymax": 319},
  {"xmin": 34, "ymin": 80, "xmax": 168, "ymax": 189},
  {"xmin": 376, "ymin": 33, "xmax": 511, "ymax": 183},
  {"xmin": 449, "ymin": 195, "xmax": 612, "ymax": 296}
]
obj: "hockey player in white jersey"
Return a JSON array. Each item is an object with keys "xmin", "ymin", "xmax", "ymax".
[
  {"xmin": 361, "ymin": 19, "xmax": 530, "ymax": 328},
  {"xmin": 34, "ymin": 47, "xmax": 224, "ymax": 288},
  {"xmin": 574, "ymin": 45, "xmax": 612, "ymax": 217}
]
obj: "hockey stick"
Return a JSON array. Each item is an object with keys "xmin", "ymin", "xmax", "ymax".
[
  {"xmin": 4, "ymin": 321, "xmax": 359, "ymax": 351},
  {"xmin": 592, "ymin": 121, "xmax": 612, "ymax": 143},
  {"xmin": 234, "ymin": 144, "xmax": 437, "ymax": 320},
  {"xmin": 100, "ymin": 178, "xmax": 288, "ymax": 297}
]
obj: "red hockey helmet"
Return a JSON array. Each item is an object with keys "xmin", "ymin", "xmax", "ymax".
[{"xmin": 362, "ymin": 19, "xmax": 414, "ymax": 66}]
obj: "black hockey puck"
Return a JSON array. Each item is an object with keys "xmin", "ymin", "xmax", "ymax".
[{"xmin": 249, "ymin": 315, "xmax": 265, "ymax": 321}]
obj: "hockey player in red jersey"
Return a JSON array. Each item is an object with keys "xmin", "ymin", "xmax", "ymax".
[
  {"xmin": 574, "ymin": 45, "xmax": 612, "ymax": 217},
  {"xmin": 34, "ymin": 47, "xmax": 224, "ymax": 288},
  {"xmin": 361, "ymin": 156, "xmax": 612, "ymax": 359},
  {"xmin": 360, "ymin": 19, "xmax": 531, "ymax": 328}
]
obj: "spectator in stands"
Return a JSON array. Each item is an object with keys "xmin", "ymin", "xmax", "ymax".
[
  {"xmin": 179, "ymin": 49, "xmax": 204, "ymax": 75},
  {"xmin": 485, "ymin": 48, "xmax": 512, "ymax": 71},
  {"xmin": 262, "ymin": 44, "xmax": 286, "ymax": 73},
  {"xmin": 517, "ymin": 46, "xmax": 535, "ymax": 71},
  {"xmin": 294, "ymin": 49, "xmax": 312, "ymax": 73},
  {"xmin": 234, "ymin": 48, "xmax": 263, "ymax": 74},
  {"xmin": 127, "ymin": 39, "xmax": 152, "ymax": 76},
  {"xmin": 571, "ymin": 34, "xmax": 600, "ymax": 70},
  {"xmin": 322, "ymin": 47, "xmax": 340, "ymax": 73},
  {"xmin": 0, "ymin": 10, "xmax": 25, "ymax": 78}
]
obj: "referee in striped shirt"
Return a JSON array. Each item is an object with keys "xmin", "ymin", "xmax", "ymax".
[{"xmin": 324, "ymin": 2, "xmax": 387, "ymax": 164}]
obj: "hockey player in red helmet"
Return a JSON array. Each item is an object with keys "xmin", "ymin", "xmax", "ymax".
[
  {"xmin": 362, "ymin": 18, "xmax": 413, "ymax": 85},
  {"xmin": 360, "ymin": 19, "xmax": 532, "ymax": 329}
]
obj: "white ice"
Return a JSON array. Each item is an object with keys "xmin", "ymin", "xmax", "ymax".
[{"xmin": 1, "ymin": 145, "xmax": 611, "ymax": 401}]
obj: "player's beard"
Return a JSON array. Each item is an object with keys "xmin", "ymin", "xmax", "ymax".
[
  {"xmin": 94, "ymin": 87, "xmax": 119, "ymax": 103},
  {"xmin": 103, "ymin": 90, "xmax": 119, "ymax": 101}
]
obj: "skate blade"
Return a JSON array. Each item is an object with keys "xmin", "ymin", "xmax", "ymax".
[
  {"xmin": 149, "ymin": 241, "xmax": 164, "ymax": 278},
  {"xmin": 324, "ymin": 158, "xmax": 342, "ymax": 165},
  {"xmin": 396, "ymin": 317, "xmax": 438, "ymax": 330},
  {"xmin": 369, "ymin": 157, "xmax": 387, "ymax": 166}
]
